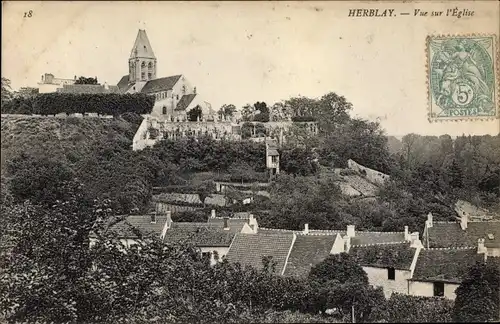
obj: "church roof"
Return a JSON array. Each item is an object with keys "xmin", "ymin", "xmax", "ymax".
[
  {"xmin": 141, "ymin": 75, "xmax": 182, "ymax": 94},
  {"xmin": 117, "ymin": 75, "xmax": 130, "ymax": 91},
  {"xmin": 130, "ymin": 29, "xmax": 156, "ymax": 59},
  {"xmin": 175, "ymin": 94, "xmax": 197, "ymax": 111}
]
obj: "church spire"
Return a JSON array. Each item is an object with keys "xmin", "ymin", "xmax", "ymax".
[
  {"xmin": 128, "ymin": 29, "xmax": 157, "ymax": 84},
  {"xmin": 130, "ymin": 29, "xmax": 156, "ymax": 59}
]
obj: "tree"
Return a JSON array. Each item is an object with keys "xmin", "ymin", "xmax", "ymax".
[
  {"xmin": 253, "ymin": 102, "xmax": 270, "ymax": 122},
  {"xmin": 187, "ymin": 105, "xmax": 203, "ymax": 121},
  {"xmin": 241, "ymin": 104, "xmax": 254, "ymax": 122},
  {"xmin": 74, "ymin": 76, "xmax": 99, "ymax": 85},
  {"xmin": 309, "ymin": 253, "xmax": 369, "ymax": 285},
  {"xmin": 453, "ymin": 261, "xmax": 500, "ymax": 322},
  {"xmin": 1, "ymin": 77, "xmax": 13, "ymax": 105},
  {"xmin": 218, "ymin": 104, "xmax": 236, "ymax": 120}
]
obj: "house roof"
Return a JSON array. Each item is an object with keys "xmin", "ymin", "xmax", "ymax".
[
  {"xmin": 283, "ymin": 234, "xmax": 337, "ymax": 278},
  {"xmin": 426, "ymin": 221, "xmax": 500, "ymax": 248},
  {"xmin": 130, "ymin": 29, "xmax": 156, "ymax": 59},
  {"xmin": 141, "ymin": 75, "xmax": 182, "ymax": 94},
  {"xmin": 163, "ymin": 222, "xmax": 235, "ymax": 247},
  {"xmin": 350, "ymin": 243, "xmax": 416, "ymax": 270},
  {"xmin": 411, "ymin": 248, "xmax": 483, "ymax": 284},
  {"xmin": 225, "ymin": 233, "xmax": 295, "ymax": 274},
  {"xmin": 175, "ymin": 94, "xmax": 197, "ymax": 111},
  {"xmin": 267, "ymin": 149, "xmax": 279, "ymax": 156},
  {"xmin": 351, "ymin": 232, "xmax": 406, "ymax": 246},
  {"xmin": 90, "ymin": 214, "xmax": 169, "ymax": 239},
  {"xmin": 207, "ymin": 217, "xmax": 248, "ymax": 233}
]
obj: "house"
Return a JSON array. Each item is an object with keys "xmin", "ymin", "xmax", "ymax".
[
  {"xmin": 349, "ymin": 239, "xmax": 422, "ymax": 298},
  {"xmin": 207, "ymin": 210, "xmax": 259, "ymax": 234},
  {"xmin": 37, "ymin": 73, "xmax": 76, "ymax": 93},
  {"xmin": 225, "ymin": 232, "xmax": 296, "ymax": 275},
  {"xmin": 423, "ymin": 212, "xmax": 500, "ymax": 256},
  {"xmin": 408, "ymin": 241, "xmax": 487, "ymax": 300},
  {"xmin": 266, "ymin": 139, "xmax": 280, "ymax": 179}
]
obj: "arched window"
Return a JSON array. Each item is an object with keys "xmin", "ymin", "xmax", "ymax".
[
  {"xmin": 162, "ymin": 106, "xmax": 167, "ymax": 114},
  {"xmin": 148, "ymin": 73, "xmax": 152, "ymax": 79},
  {"xmin": 141, "ymin": 72, "xmax": 145, "ymax": 80},
  {"xmin": 141, "ymin": 61, "xmax": 146, "ymax": 68},
  {"xmin": 182, "ymin": 85, "xmax": 186, "ymax": 94},
  {"xmin": 148, "ymin": 62, "xmax": 153, "ymax": 69}
]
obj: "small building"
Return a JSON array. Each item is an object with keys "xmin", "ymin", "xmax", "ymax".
[
  {"xmin": 37, "ymin": 73, "xmax": 76, "ymax": 93},
  {"xmin": 408, "ymin": 243, "xmax": 487, "ymax": 300},
  {"xmin": 56, "ymin": 83, "xmax": 119, "ymax": 94},
  {"xmin": 350, "ymin": 240, "xmax": 421, "ymax": 298},
  {"xmin": 266, "ymin": 139, "xmax": 280, "ymax": 179},
  {"xmin": 423, "ymin": 212, "xmax": 500, "ymax": 256}
]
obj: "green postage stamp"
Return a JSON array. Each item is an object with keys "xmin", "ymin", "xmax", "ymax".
[{"xmin": 427, "ymin": 35, "xmax": 499, "ymax": 122}]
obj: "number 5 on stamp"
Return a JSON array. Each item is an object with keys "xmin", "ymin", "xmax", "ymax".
[{"xmin": 426, "ymin": 35, "xmax": 499, "ymax": 122}]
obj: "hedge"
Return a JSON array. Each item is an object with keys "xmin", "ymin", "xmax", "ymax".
[
  {"xmin": 2, "ymin": 93, "xmax": 155, "ymax": 116},
  {"xmin": 383, "ymin": 293, "xmax": 454, "ymax": 323},
  {"xmin": 291, "ymin": 116, "xmax": 317, "ymax": 122},
  {"xmin": 152, "ymin": 183, "xmax": 216, "ymax": 195}
]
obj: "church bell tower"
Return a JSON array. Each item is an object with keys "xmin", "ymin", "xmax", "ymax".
[{"xmin": 128, "ymin": 29, "xmax": 157, "ymax": 84}]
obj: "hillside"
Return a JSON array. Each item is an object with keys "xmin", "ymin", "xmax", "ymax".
[{"xmin": 1, "ymin": 115, "xmax": 141, "ymax": 174}]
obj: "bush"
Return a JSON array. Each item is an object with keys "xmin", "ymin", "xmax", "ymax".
[
  {"xmin": 291, "ymin": 116, "xmax": 317, "ymax": 122},
  {"xmin": 384, "ymin": 293, "xmax": 454, "ymax": 323}
]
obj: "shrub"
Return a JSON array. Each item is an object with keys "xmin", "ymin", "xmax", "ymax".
[
  {"xmin": 384, "ymin": 293, "xmax": 454, "ymax": 323},
  {"xmin": 291, "ymin": 116, "xmax": 317, "ymax": 122}
]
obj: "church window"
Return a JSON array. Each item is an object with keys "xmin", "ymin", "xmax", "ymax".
[
  {"xmin": 162, "ymin": 106, "xmax": 167, "ymax": 114},
  {"xmin": 148, "ymin": 73, "xmax": 152, "ymax": 79},
  {"xmin": 148, "ymin": 62, "xmax": 153, "ymax": 69},
  {"xmin": 176, "ymin": 94, "xmax": 179, "ymax": 100},
  {"xmin": 182, "ymin": 85, "xmax": 186, "ymax": 94},
  {"xmin": 141, "ymin": 72, "xmax": 146, "ymax": 80},
  {"xmin": 141, "ymin": 61, "xmax": 146, "ymax": 68}
]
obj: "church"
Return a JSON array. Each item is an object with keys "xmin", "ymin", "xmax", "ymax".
[{"xmin": 117, "ymin": 29, "xmax": 217, "ymax": 121}]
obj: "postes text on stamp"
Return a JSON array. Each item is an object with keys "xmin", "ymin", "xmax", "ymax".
[{"xmin": 427, "ymin": 35, "xmax": 498, "ymax": 122}]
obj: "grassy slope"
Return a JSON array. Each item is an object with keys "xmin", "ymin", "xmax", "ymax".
[{"xmin": 1, "ymin": 116, "xmax": 140, "ymax": 175}]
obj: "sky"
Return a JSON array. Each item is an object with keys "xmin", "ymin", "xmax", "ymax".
[{"xmin": 2, "ymin": 1, "xmax": 499, "ymax": 136}]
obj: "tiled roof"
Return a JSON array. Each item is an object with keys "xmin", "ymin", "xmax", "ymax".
[
  {"xmin": 283, "ymin": 234, "xmax": 337, "ymax": 278},
  {"xmin": 175, "ymin": 94, "xmax": 197, "ymax": 111},
  {"xmin": 426, "ymin": 221, "xmax": 500, "ymax": 248},
  {"xmin": 141, "ymin": 75, "xmax": 182, "ymax": 94},
  {"xmin": 207, "ymin": 217, "xmax": 247, "ymax": 233},
  {"xmin": 163, "ymin": 222, "xmax": 235, "ymax": 247},
  {"xmin": 351, "ymin": 232, "xmax": 406, "ymax": 246},
  {"xmin": 267, "ymin": 149, "xmax": 279, "ymax": 156},
  {"xmin": 91, "ymin": 214, "xmax": 169, "ymax": 239},
  {"xmin": 57, "ymin": 84, "xmax": 118, "ymax": 94},
  {"xmin": 411, "ymin": 248, "xmax": 483, "ymax": 283},
  {"xmin": 225, "ymin": 233, "xmax": 295, "ymax": 274},
  {"xmin": 117, "ymin": 75, "xmax": 129, "ymax": 90},
  {"xmin": 350, "ymin": 243, "xmax": 416, "ymax": 270}
]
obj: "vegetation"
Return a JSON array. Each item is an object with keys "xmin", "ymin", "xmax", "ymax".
[
  {"xmin": 1, "ymin": 93, "xmax": 154, "ymax": 116},
  {"xmin": 453, "ymin": 261, "xmax": 500, "ymax": 322},
  {"xmin": 385, "ymin": 293, "xmax": 454, "ymax": 323},
  {"xmin": 74, "ymin": 76, "xmax": 99, "ymax": 85}
]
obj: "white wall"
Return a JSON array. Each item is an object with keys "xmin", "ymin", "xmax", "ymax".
[
  {"xmin": 200, "ymin": 247, "xmax": 230, "ymax": 266},
  {"xmin": 409, "ymin": 281, "xmax": 459, "ymax": 300},
  {"xmin": 363, "ymin": 266, "xmax": 411, "ymax": 298}
]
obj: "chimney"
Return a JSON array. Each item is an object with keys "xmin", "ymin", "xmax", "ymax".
[
  {"xmin": 211, "ymin": 209, "xmax": 216, "ymax": 219},
  {"xmin": 166, "ymin": 211, "xmax": 172, "ymax": 229},
  {"xmin": 426, "ymin": 213, "xmax": 433, "ymax": 228},
  {"xmin": 404, "ymin": 226, "xmax": 410, "ymax": 241},
  {"xmin": 460, "ymin": 212, "xmax": 468, "ymax": 230},
  {"xmin": 347, "ymin": 225, "xmax": 355, "ymax": 237},
  {"xmin": 151, "ymin": 213, "xmax": 156, "ymax": 224},
  {"xmin": 304, "ymin": 223, "xmax": 309, "ymax": 234},
  {"xmin": 223, "ymin": 217, "xmax": 230, "ymax": 230},
  {"xmin": 249, "ymin": 214, "xmax": 254, "ymax": 222},
  {"xmin": 410, "ymin": 232, "xmax": 423, "ymax": 248}
]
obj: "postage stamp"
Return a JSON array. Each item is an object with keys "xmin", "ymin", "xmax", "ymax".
[{"xmin": 427, "ymin": 35, "xmax": 499, "ymax": 122}]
